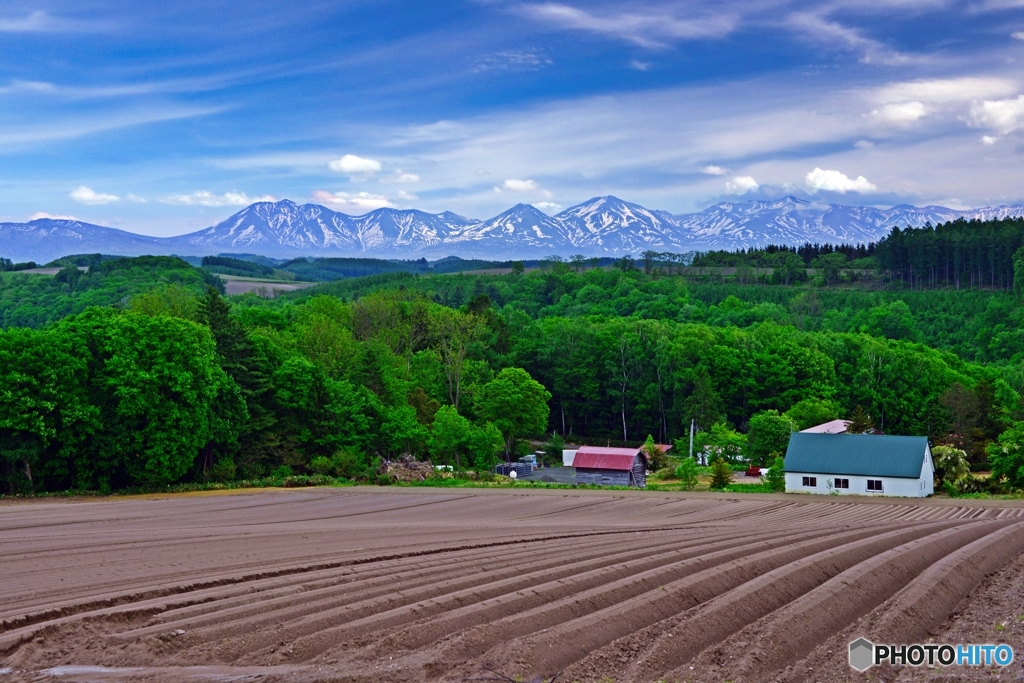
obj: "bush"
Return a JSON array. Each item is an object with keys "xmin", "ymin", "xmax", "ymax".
[
  {"xmin": 208, "ymin": 457, "xmax": 237, "ymax": 482},
  {"xmin": 270, "ymin": 464, "xmax": 294, "ymax": 478},
  {"xmin": 709, "ymin": 458, "xmax": 733, "ymax": 489},
  {"xmin": 541, "ymin": 433, "xmax": 565, "ymax": 466},
  {"xmin": 932, "ymin": 445, "xmax": 970, "ymax": 488},
  {"xmin": 308, "ymin": 456, "xmax": 334, "ymax": 475},
  {"xmin": 674, "ymin": 457, "xmax": 699, "ymax": 490},
  {"xmin": 341, "ymin": 451, "xmax": 379, "ymax": 479},
  {"xmin": 765, "ymin": 456, "xmax": 785, "ymax": 492},
  {"xmin": 987, "ymin": 422, "xmax": 1024, "ymax": 489}
]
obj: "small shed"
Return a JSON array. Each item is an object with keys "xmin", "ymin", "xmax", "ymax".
[
  {"xmin": 574, "ymin": 446, "xmax": 647, "ymax": 488},
  {"xmin": 783, "ymin": 432, "xmax": 934, "ymax": 497}
]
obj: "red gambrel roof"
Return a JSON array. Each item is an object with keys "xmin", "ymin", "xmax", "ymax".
[{"xmin": 573, "ymin": 446, "xmax": 644, "ymax": 471}]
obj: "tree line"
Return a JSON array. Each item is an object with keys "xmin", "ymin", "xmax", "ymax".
[
  {"xmin": 5, "ymin": 271, "xmax": 1023, "ymax": 493},
  {"xmin": 874, "ymin": 217, "xmax": 1024, "ymax": 290},
  {"xmin": 0, "ymin": 287, "xmax": 553, "ymax": 493}
]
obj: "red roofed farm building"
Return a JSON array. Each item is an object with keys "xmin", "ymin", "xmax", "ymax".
[{"xmin": 573, "ymin": 446, "xmax": 649, "ymax": 488}]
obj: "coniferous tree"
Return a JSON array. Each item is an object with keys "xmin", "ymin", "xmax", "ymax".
[
  {"xmin": 847, "ymin": 406, "xmax": 875, "ymax": 434},
  {"xmin": 709, "ymin": 458, "xmax": 733, "ymax": 489}
]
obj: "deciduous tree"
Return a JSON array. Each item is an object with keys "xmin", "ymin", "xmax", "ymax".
[
  {"xmin": 475, "ymin": 368, "xmax": 551, "ymax": 460},
  {"xmin": 747, "ymin": 410, "xmax": 796, "ymax": 466}
]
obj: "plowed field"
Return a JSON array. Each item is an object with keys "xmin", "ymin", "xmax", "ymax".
[{"xmin": 2, "ymin": 487, "xmax": 1023, "ymax": 682}]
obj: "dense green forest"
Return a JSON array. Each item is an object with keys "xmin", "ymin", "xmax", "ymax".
[
  {"xmin": 3, "ymin": 218, "xmax": 1024, "ymax": 495},
  {"xmin": 0, "ymin": 257, "xmax": 223, "ymax": 329}
]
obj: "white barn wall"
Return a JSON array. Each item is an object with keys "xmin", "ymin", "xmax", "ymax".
[
  {"xmin": 921, "ymin": 446, "xmax": 935, "ymax": 496},
  {"xmin": 785, "ymin": 471, "xmax": 931, "ymax": 497}
]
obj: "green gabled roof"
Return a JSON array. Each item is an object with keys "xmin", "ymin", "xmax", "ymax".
[{"xmin": 784, "ymin": 432, "xmax": 928, "ymax": 479}]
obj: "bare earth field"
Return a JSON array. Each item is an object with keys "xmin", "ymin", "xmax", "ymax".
[
  {"xmin": 218, "ymin": 277, "xmax": 317, "ymax": 296},
  {"xmin": 2, "ymin": 487, "xmax": 1023, "ymax": 683}
]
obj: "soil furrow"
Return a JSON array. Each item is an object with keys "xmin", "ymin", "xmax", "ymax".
[
  {"xmin": 711, "ymin": 519, "xmax": 1013, "ymax": 682},
  {"xmin": 114, "ymin": 529, "xmax": 702, "ymax": 642},
  {"xmin": 473, "ymin": 523, "xmax": 947, "ymax": 679},
  {"xmin": 591, "ymin": 520, "xmax": 977, "ymax": 682},
  {"xmin": 215, "ymin": 528, "xmax": 793, "ymax": 664}
]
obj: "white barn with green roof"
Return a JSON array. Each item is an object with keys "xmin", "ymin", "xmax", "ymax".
[{"xmin": 783, "ymin": 433, "xmax": 934, "ymax": 497}]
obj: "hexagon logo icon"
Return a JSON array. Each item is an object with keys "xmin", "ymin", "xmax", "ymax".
[{"xmin": 849, "ymin": 637, "xmax": 874, "ymax": 672}]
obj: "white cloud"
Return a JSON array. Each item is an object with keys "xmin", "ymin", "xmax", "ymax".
[
  {"xmin": 29, "ymin": 211, "xmax": 77, "ymax": 221},
  {"xmin": 701, "ymin": 165, "xmax": 728, "ymax": 175},
  {"xmin": 328, "ymin": 154, "xmax": 382, "ymax": 174},
  {"xmin": 854, "ymin": 140, "xmax": 875, "ymax": 149},
  {"xmin": 396, "ymin": 190, "xmax": 419, "ymax": 201},
  {"xmin": 516, "ymin": 3, "xmax": 737, "ymax": 49},
  {"xmin": 356, "ymin": 72, "xmax": 1024, "ymax": 217},
  {"xmin": 872, "ymin": 77, "xmax": 1017, "ymax": 105},
  {"xmin": 1014, "ymin": 31, "xmax": 1024, "ymax": 40},
  {"xmin": 536, "ymin": 201, "xmax": 562, "ymax": 212},
  {"xmin": 0, "ymin": 105, "xmax": 224, "ymax": 153},
  {"xmin": 786, "ymin": 12, "xmax": 907, "ymax": 64},
  {"xmin": 725, "ymin": 176, "xmax": 759, "ymax": 193},
  {"xmin": 629, "ymin": 60, "xmax": 651, "ymax": 71},
  {"xmin": 874, "ymin": 101, "xmax": 928, "ymax": 123},
  {"xmin": 125, "ymin": 193, "xmax": 147, "ymax": 203},
  {"xmin": 388, "ymin": 170, "xmax": 421, "ymax": 183},
  {"xmin": 161, "ymin": 191, "xmax": 276, "ymax": 207},
  {"xmin": 502, "ymin": 178, "xmax": 540, "ymax": 191},
  {"xmin": 311, "ymin": 190, "xmax": 393, "ymax": 212},
  {"xmin": 969, "ymin": 95, "xmax": 1024, "ymax": 134},
  {"xmin": 70, "ymin": 185, "xmax": 119, "ymax": 205},
  {"xmin": 805, "ymin": 167, "xmax": 878, "ymax": 193},
  {"xmin": 982, "ymin": 135, "xmax": 998, "ymax": 144}
]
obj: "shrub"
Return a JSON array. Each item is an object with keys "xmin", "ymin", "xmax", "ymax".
[
  {"xmin": 674, "ymin": 457, "xmax": 699, "ymax": 491},
  {"xmin": 932, "ymin": 445, "xmax": 970, "ymax": 488},
  {"xmin": 208, "ymin": 457, "xmax": 237, "ymax": 483},
  {"xmin": 270, "ymin": 464, "xmax": 294, "ymax": 478},
  {"xmin": 709, "ymin": 458, "xmax": 733, "ymax": 489},
  {"xmin": 765, "ymin": 456, "xmax": 785, "ymax": 492},
  {"xmin": 308, "ymin": 456, "xmax": 334, "ymax": 476},
  {"xmin": 987, "ymin": 422, "xmax": 1024, "ymax": 489},
  {"xmin": 541, "ymin": 433, "xmax": 565, "ymax": 466},
  {"xmin": 309, "ymin": 449, "xmax": 372, "ymax": 479}
]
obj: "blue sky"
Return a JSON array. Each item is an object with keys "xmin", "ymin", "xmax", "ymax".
[{"xmin": 1, "ymin": 0, "xmax": 1023, "ymax": 235}]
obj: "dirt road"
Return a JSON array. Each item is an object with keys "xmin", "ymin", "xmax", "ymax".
[{"xmin": 2, "ymin": 487, "xmax": 1022, "ymax": 682}]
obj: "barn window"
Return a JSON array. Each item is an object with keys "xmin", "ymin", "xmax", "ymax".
[
  {"xmin": 802, "ymin": 476, "xmax": 817, "ymax": 487},
  {"xmin": 867, "ymin": 479, "xmax": 883, "ymax": 492},
  {"xmin": 834, "ymin": 478, "xmax": 849, "ymax": 489}
]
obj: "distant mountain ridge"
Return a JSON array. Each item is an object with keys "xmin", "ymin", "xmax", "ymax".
[{"xmin": 3, "ymin": 195, "xmax": 1024, "ymax": 263}]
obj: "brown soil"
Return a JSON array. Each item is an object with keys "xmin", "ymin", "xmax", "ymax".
[
  {"xmin": 219, "ymin": 277, "xmax": 316, "ymax": 296},
  {"xmin": 1, "ymin": 487, "xmax": 1022, "ymax": 683}
]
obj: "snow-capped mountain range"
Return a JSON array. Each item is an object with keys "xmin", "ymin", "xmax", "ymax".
[{"xmin": 4, "ymin": 196, "xmax": 1024, "ymax": 263}]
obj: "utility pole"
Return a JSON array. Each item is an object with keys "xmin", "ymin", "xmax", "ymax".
[{"xmin": 689, "ymin": 418, "xmax": 695, "ymax": 462}]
